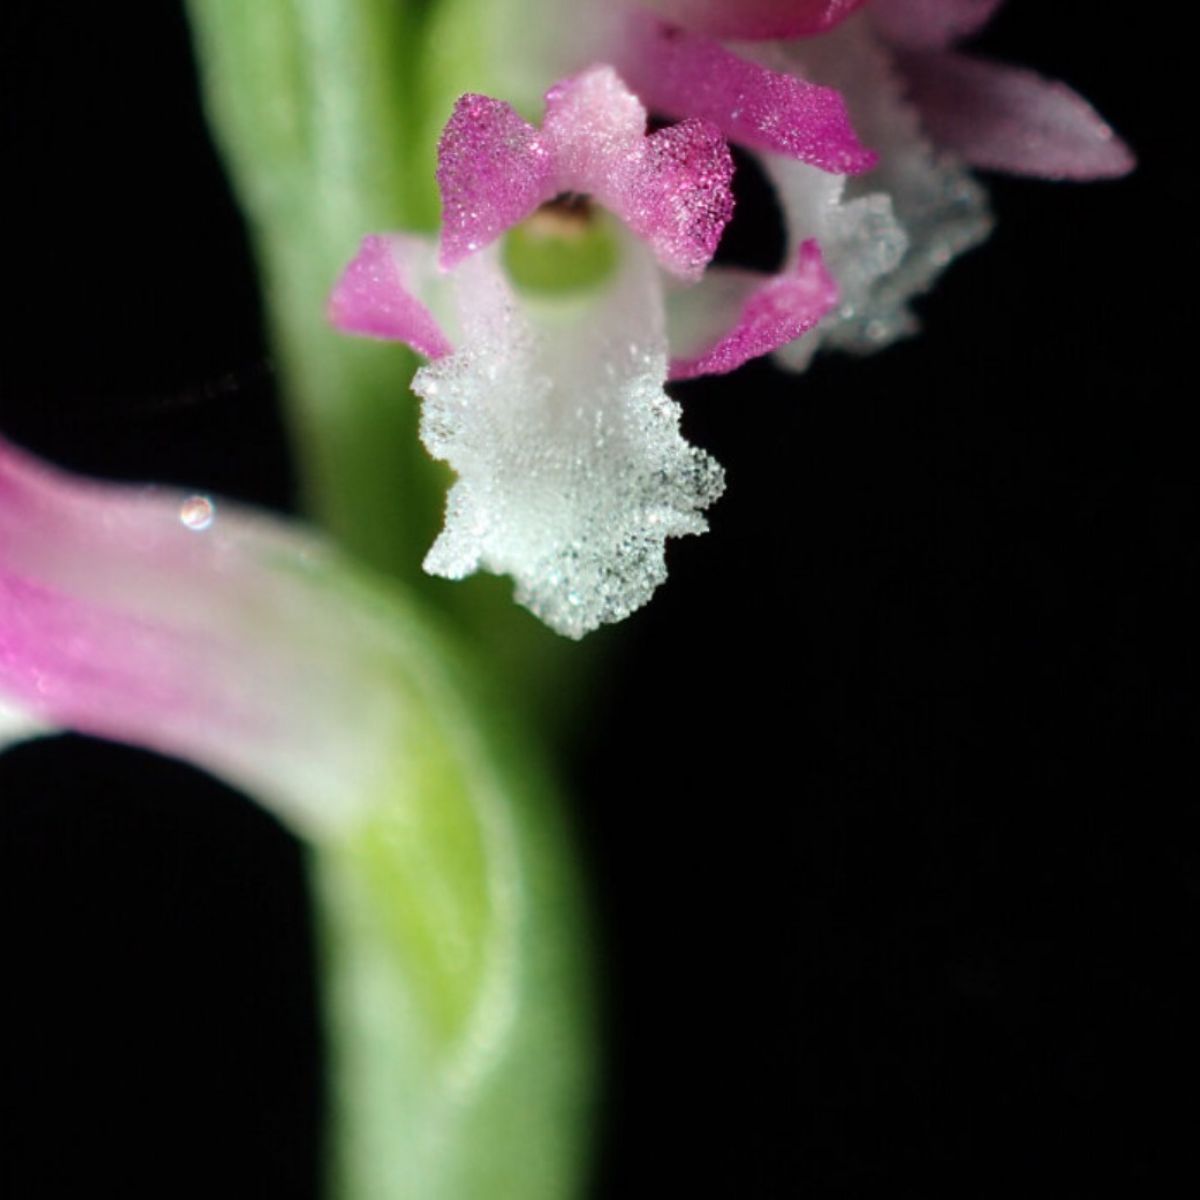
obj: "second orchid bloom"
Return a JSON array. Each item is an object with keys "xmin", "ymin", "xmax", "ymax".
[{"xmin": 330, "ymin": 1, "xmax": 1132, "ymax": 638}]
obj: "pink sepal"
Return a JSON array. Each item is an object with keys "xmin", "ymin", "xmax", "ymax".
[
  {"xmin": 0, "ymin": 437, "xmax": 377, "ymax": 834},
  {"xmin": 617, "ymin": 14, "xmax": 876, "ymax": 176},
  {"xmin": 640, "ymin": 0, "xmax": 868, "ymax": 40},
  {"xmin": 437, "ymin": 95, "xmax": 553, "ymax": 270},
  {"xmin": 670, "ymin": 240, "xmax": 839, "ymax": 380},
  {"xmin": 900, "ymin": 51, "xmax": 1136, "ymax": 180},
  {"xmin": 871, "ymin": 0, "xmax": 1003, "ymax": 50},
  {"xmin": 0, "ymin": 439, "xmax": 264, "ymax": 754},
  {"xmin": 328, "ymin": 234, "xmax": 454, "ymax": 358}
]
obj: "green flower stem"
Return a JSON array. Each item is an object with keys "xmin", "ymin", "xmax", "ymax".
[{"xmin": 310, "ymin": 576, "xmax": 595, "ymax": 1198}]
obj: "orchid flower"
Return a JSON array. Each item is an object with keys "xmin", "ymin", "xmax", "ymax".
[
  {"xmin": 4, "ymin": 3, "xmax": 1137, "ymax": 1197},
  {"xmin": 329, "ymin": 65, "xmax": 846, "ymax": 637}
]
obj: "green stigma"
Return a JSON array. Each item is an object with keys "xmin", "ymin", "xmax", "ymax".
[{"xmin": 502, "ymin": 196, "xmax": 619, "ymax": 296}]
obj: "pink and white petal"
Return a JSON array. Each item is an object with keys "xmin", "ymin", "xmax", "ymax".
[
  {"xmin": 616, "ymin": 12, "xmax": 876, "ymax": 175},
  {"xmin": 899, "ymin": 51, "xmax": 1136, "ymax": 179},
  {"xmin": 437, "ymin": 94, "xmax": 554, "ymax": 268},
  {"xmin": 639, "ymin": 0, "xmax": 868, "ymax": 40},
  {"xmin": 541, "ymin": 65, "xmax": 649, "ymax": 185},
  {"xmin": 625, "ymin": 119, "xmax": 735, "ymax": 280},
  {"xmin": 0, "ymin": 438, "xmax": 420, "ymax": 835},
  {"xmin": 870, "ymin": 0, "xmax": 1003, "ymax": 50},
  {"xmin": 415, "ymin": 239, "xmax": 723, "ymax": 639},
  {"xmin": 328, "ymin": 234, "xmax": 455, "ymax": 358},
  {"xmin": 668, "ymin": 241, "xmax": 838, "ymax": 379},
  {"xmin": 538, "ymin": 66, "xmax": 734, "ymax": 279}
]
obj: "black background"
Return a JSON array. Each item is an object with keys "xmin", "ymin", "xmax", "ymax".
[{"xmin": 2, "ymin": 4, "xmax": 1195, "ymax": 1197}]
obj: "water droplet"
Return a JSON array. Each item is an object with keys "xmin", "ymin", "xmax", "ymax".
[{"xmin": 180, "ymin": 495, "xmax": 215, "ymax": 531}]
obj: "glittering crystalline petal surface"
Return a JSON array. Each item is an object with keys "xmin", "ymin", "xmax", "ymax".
[
  {"xmin": 328, "ymin": 234, "xmax": 455, "ymax": 356},
  {"xmin": 668, "ymin": 240, "xmax": 839, "ymax": 379},
  {"xmin": 540, "ymin": 67, "xmax": 735, "ymax": 280},
  {"xmin": 415, "ymin": 240, "xmax": 724, "ymax": 639},
  {"xmin": 437, "ymin": 94, "xmax": 553, "ymax": 268}
]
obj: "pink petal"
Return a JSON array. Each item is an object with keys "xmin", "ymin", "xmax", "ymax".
[
  {"xmin": 540, "ymin": 65, "xmax": 650, "ymax": 185},
  {"xmin": 541, "ymin": 66, "xmax": 733, "ymax": 278},
  {"xmin": 0, "ymin": 438, "xmax": 396, "ymax": 833},
  {"xmin": 871, "ymin": 0, "xmax": 1003, "ymax": 50},
  {"xmin": 437, "ymin": 94, "xmax": 553, "ymax": 269},
  {"xmin": 616, "ymin": 13, "xmax": 876, "ymax": 175},
  {"xmin": 328, "ymin": 234, "xmax": 454, "ymax": 358},
  {"xmin": 899, "ymin": 51, "xmax": 1135, "ymax": 179},
  {"xmin": 625, "ymin": 119, "xmax": 735, "ymax": 280},
  {"xmin": 669, "ymin": 240, "xmax": 839, "ymax": 379},
  {"xmin": 639, "ymin": 0, "xmax": 868, "ymax": 40}
]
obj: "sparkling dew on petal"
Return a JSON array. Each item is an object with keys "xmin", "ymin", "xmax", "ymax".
[
  {"xmin": 540, "ymin": 66, "xmax": 734, "ymax": 279},
  {"xmin": 669, "ymin": 240, "xmax": 840, "ymax": 379},
  {"xmin": 627, "ymin": 119, "xmax": 735, "ymax": 280},
  {"xmin": 329, "ymin": 234, "xmax": 454, "ymax": 356},
  {"xmin": 437, "ymin": 94, "xmax": 553, "ymax": 269}
]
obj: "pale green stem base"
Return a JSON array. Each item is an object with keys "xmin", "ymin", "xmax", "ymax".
[{"xmin": 312, "ymin": 778, "xmax": 595, "ymax": 1199}]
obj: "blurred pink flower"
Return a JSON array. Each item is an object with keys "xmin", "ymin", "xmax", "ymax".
[{"xmin": 872, "ymin": 0, "xmax": 1135, "ymax": 178}]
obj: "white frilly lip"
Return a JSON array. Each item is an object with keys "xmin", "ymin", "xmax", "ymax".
[{"xmin": 334, "ymin": 230, "xmax": 725, "ymax": 639}]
